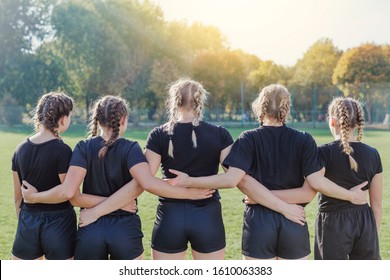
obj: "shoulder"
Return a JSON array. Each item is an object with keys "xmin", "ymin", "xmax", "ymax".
[
  {"xmin": 238, "ymin": 127, "xmax": 260, "ymax": 139},
  {"xmin": 354, "ymin": 142, "xmax": 382, "ymax": 160},
  {"xmin": 199, "ymin": 121, "xmax": 230, "ymax": 133},
  {"xmin": 119, "ymin": 138, "xmax": 142, "ymax": 153},
  {"xmin": 287, "ymin": 127, "xmax": 313, "ymax": 139},
  {"xmin": 55, "ymin": 140, "xmax": 72, "ymax": 154},
  {"xmin": 73, "ymin": 136, "xmax": 101, "ymax": 152},
  {"xmin": 148, "ymin": 124, "xmax": 167, "ymax": 137},
  {"xmin": 357, "ymin": 142, "xmax": 379, "ymax": 153},
  {"xmin": 13, "ymin": 139, "xmax": 29, "ymax": 152}
]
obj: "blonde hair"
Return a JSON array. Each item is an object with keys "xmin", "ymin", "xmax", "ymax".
[
  {"xmin": 33, "ymin": 91, "xmax": 74, "ymax": 138},
  {"xmin": 328, "ymin": 97, "xmax": 365, "ymax": 172},
  {"xmin": 252, "ymin": 84, "xmax": 291, "ymax": 125},
  {"xmin": 88, "ymin": 95, "xmax": 129, "ymax": 159},
  {"xmin": 165, "ymin": 78, "xmax": 208, "ymax": 158}
]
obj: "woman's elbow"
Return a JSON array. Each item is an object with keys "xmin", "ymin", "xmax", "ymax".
[{"xmin": 303, "ymin": 190, "xmax": 317, "ymax": 203}]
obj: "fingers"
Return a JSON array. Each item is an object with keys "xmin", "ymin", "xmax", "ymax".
[
  {"xmin": 168, "ymin": 169, "xmax": 182, "ymax": 176},
  {"xmin": 352, "ymin": 181, "xmax": 368, "ymax": 191},
  {"xmin": 22, "ymin": 180, "xmax": 32, "ymax": 188}
]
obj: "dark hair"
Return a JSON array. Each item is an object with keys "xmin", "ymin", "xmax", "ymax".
[
  {"xmin": 88, "ymin": 95, "xmax": 129, "ymax": 158},
  {"xmin": 33, "ymin": 91, "xmax": 74, "ymax": 137}
]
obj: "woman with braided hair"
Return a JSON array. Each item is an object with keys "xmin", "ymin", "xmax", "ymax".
[
  {"xmin": 137, "ymin": 77, "xmax": 235, "ymax": 260},
  {"xmin": 11, "ymin": 91, "xmax": 75, "ymax": 260},
  {"xmin": 22, "ymin": 95, "xmax": 213, "ymax": 260},
  {"xmin": 169, "ymin": 84, "xmax": 368, "ymax": 260},
  {"xmin": 315, "ymin": 97, "xmax": 382, "ymax": 259}
]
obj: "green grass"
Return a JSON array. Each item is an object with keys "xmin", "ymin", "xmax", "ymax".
[{"xmin": 0, "ymin": 125, "xmax": 389, "ymax": 260}]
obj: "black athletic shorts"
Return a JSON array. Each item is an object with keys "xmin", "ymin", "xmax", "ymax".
[
  {"xmin": 12, "ymin": 207, "xmax": 77, "ymax": 260},
  {"xmin": 315, "ymin": 204, "xmax": 380, "ymax": 260},
  {"xmin": 242, "ymin": 204, "xmax": 310, "ymax": 259},
  {"xmin": 151, "ymin": 199, "xmax": 226, "ymax": 254},
  {"xmin": 74, "ymin": 213, "xmax": 143, "ymax": 260}
]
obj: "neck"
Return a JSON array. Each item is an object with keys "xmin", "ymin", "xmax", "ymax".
[
  {"xmin": 262, "ymin": 118, "xmax": 283, "ymax": 127},
  {"xmin": 334, "ymin": 131, "xmax": 358, "ymax": 142},
  {"xmin": 30, "ymin": 128, "xmax": 58, "ymax": 143},
  {"xmin": 100, "ymin": 129, "xmax": 120, "ymax": 141},
  {"xmin": 177, "ymin": 109, "xmax": 196, "ymax": 123}
]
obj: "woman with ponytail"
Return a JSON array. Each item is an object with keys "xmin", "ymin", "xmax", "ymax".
[
  {"xmin": 169, "ymin": 84, "xmax": 368, "ymax": 260},
  {"xmin": 315, "ymin": 97, "xmax": 382, "ymax": 259},
  {"xmin": 12, "ymin": 92, "xmax": 75, "ymax": 260},
  {"xmin": 142, "ymin": 77, "xmax": 234, "ymax": 260},
  {"xmin": 22, "ymin": 95, "xmax": 213, "ymax": 260}
]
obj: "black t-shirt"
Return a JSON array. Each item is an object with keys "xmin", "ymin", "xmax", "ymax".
[
  {"xmin": 318, "ymin": 140, "xmax": 382, "ymax": 212},
  {"xmin": 223, "ymin": 125, "xmax": 322, "ymax": 191},
  {"xmin": 70, "ymin": 137, "xmax": 147, "ymax": 213},
  {"xmin": 12, "ymin": 138, "xmax": 72, "ymax": 211},
  {"xmin": 145, "ymin": 121, "xmax": 233, "ymax": 202}
]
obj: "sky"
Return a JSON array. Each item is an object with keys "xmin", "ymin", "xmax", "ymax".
[{"xmin": 150, "ymin": 0, "xmax": 390, "ymax": 66}]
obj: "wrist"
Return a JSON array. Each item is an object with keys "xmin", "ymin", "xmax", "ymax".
[
  {"xmin": 277, "ymin": 201, "xmax": 288, "ymax": 216},
  {"xmin": 30, "ymin": 193, "xmax": 39, "ymax": 203}
]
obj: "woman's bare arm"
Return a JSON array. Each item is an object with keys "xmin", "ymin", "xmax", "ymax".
[{"xmin": 369, "ymin": 173, "xmax": 382, "ymax": 233}]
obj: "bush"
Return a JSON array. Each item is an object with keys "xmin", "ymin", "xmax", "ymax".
[{"xmin": 0, "ymin": 95, "xmax": 23, "ymax": 127}]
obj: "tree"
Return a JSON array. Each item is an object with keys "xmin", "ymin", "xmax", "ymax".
[
  {"xmin": 333, "ymin": 43, "xmax": 390, "ymax": 123},
  {"xmin": 290, "ymin": 38, "xmax": 342, "ymax": 114},
  {"xmin": 0, "ymin": 0, "xmax": 55, "ymax": 104},
  {"xmin": 191, "ymin": 50, "xmax": 245, "ymax": 120}
]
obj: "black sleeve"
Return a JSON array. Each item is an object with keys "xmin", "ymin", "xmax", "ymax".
[
  {"xmin": 69, "ymin": 141, "xmax": 87, "ymax": 169},
  {"xmin": 317, "ymin": 144, "xmax": 329, "ymax": 168},
  {"xmin": 219, "ymin": 126, "xmax": 234, "ymax": 150},
  {"xmin": 57, "ymin": 144, "xmax": 72, "ymax": 174},
  {"xmin": 222, "ymin": 132, "xmax": 253, "ymax": 173},
  {"xmin": 11, "ymin": 151, "xmax": 18, "ymax": 172},
  {"xmin": 145, "ymin": 127, "xmax": 162, "ymax": 155},
  {"xmin": 126, "ymin": 142, "xmax": 148, "ymax": 170},
  {"xmin": 301, "ymin": 133, "xmax": 323, "ymax": 177},
  {"xmin": 375, "ymin": 150, "xmax": 383, "ymax": 174}
]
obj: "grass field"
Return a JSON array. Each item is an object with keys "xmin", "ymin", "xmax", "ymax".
[{"xmin": 0, "ymin": 124, "xmax": 389, "ymax": 260}]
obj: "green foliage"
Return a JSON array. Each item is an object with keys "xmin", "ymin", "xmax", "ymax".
[
  {"xmin": 0, "ymin": 95, "xmax": 23, "ymax": 126},
  {"xmin": 1, "ymin": 1, "xmax": 390, "ymax": 124},
  {"xmin": 333, "ymin": 43, "xmax": 390, "ymax": 122}
]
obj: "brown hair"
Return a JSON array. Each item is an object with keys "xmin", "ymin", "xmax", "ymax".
[
  {"xmin": 165, "ymin": 78, "xmax": 208, "ymax": 158},
  {"xmin": 88, "ymin": 95, "xmax": 129, "ymax": 159},
  {"xmin": 328, "ymin": 97, "xmax": 365, "ymax": 172},
  {"xmin": 252, "ymin": 84, "xmax": 291, "ymax": 125},
  {"xmin": 33, "ymin": 91, "xmax": 74, "ymax": 138}
]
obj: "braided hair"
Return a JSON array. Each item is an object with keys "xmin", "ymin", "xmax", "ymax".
[
  {"xmin": 252, "ymin": 84, "xmax": 291, "ymax": 125},
  {"xmin": 165, "ymin": 78, "xmax": 208, "ymax": 158},
  {"xmin": 88, "ymin": 95, "xmax": 129, "ymax": 159},
  {"xmin": 328, "ymin": 97, "xmax": 365, "ymax": 172},
  {"xmin": 33, "ymin": 91, "xmax": 74, "ymax": 138}
]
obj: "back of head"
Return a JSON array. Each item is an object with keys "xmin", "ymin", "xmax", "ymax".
[
  {"xmin": 328, "ymin": 97, "xmax": 365, "ymax": 172},
  {"xmin": 252, "ymin": 84, "xmax": 291, "ymax": 124},
  {"xmin": 88, "ymin": 95, "xmax": 129, "ymax": 158},
  {"xmin": 165, "ymin": 77, "xmax": 209, "ymax": 158},
  {"xmin": 33, "ymin": 91, "xmax": 74, "ymax": 137}
]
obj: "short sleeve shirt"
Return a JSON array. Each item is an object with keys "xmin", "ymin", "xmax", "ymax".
[
  {"xmin": 146, "ymin": 121, "xmax": 233, "ymax": 201},
  {"xmin": 223, "ymin": 125, "xmax": 322, "ymax": 190},
  {"xmin": 318, "ymin": 141, "xmax": 382, "ymax": 211},
  {"xmin": 69, "ymin": 137, "xmax": 147, "ymax": 198},
  {"xmin": 12, "ymin": 139, "xmax": 72, "ymax": 211}
]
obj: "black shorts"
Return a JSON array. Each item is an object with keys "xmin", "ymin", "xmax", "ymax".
[
  {"xmin": 315, "ymin": 205, "xmax": 380, "ymax": 260},
  {"xmin": 151, "ymin": 199, "xmax": 226, "ymax": 254},
  {"xmin": 12, "ymin": 207, "xmax": 77, "ymax": 260},
  {"xmin": 242, "ymin": 205, "xmax": 310, "ymax": 259},
  {"xmin": 74, "ymin": 213, "xmax": 143, "ymax": 260}
]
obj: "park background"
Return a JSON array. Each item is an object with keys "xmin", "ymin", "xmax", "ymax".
[{"xmin": 0, "ymin": 0, "xmax": 389, "ymax": 260}]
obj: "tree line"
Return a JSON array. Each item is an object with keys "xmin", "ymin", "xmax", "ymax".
[{"xmin": 1, "ymin": 0, "xmax": 390, "ymax": 126}]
